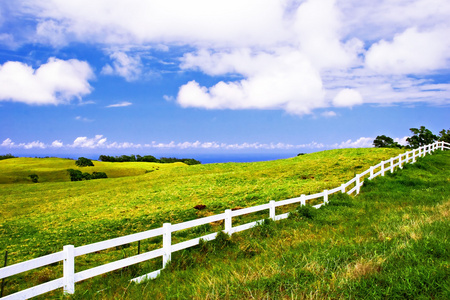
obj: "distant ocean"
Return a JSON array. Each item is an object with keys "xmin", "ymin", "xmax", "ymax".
[{"xmin": 15, "ymin": 152, "xmax": 301, "ymax": 164}]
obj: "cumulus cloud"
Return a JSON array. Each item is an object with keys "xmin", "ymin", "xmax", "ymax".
[
  {"xmin": 71, "ymin": 135, "xmax": 107, "ymax": 148},
  {"xmin": 51, "ymin": 140, "xmax": 63, "ymax": 148},
  {"xmin": 101, "ymin": 51, "xmax": 142, "ymax": 81},
  {"xmin": 366, "ymin": 27, "xmax": 450, "ymax": 74},
  {"xmin": 1, "ymin": 136, "xmax": 395, "ymax": 151},
  {"xmin": 106, "ymin": 101, "xmax": 132, "ymax": 108},
  {"xmin": 0, "ymin": 58, "xmax": 94, "ymax": 105},
  {"xmin": 332, "ymin": 88, "xmax": 363, "ymax": 107},
  {"xmin": 333, "ymin": 137, "xmax": 374, "ymax": 148},
  {"xmin": 178, "ymin": 49, "xmax": 326, "ymax": 115},
  {"xmin": 1, "ymin": 138, "xmax": 47, "ymax": 149},
  {"xmin": 4, "ymin": 0, "xmax": 450, "ymax": 112}
]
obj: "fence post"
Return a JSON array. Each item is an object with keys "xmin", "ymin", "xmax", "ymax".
[
  {"xmin": 323, "ymin": 190, "xmax": 328, "ymax": 204},
  {"xmin": 390, "ymin": 158, "xmax": 394, "ymax": 173},
  {"xmin": 441, "ymin": 141, "xmax": 444, "ymax": 151},
  {"xmin": 300, "ymin": 194, "xmax": 306, "ymax": 206},
  {"xmin": 162, "ymin": 223, "xmax": 172, "ymax": 268},
  {"xmin": 356, "ymin": 175, "xmax": 361, "ymax": 195},
  {"xmin": 63, "ymin": 245, "xmax": 75, "ymax": 295},
  {"xmin": 225, "ymin": 209, "xmax": 232, "ymax": 233},
  {"xmin": 399, "ymin": 154, "xmax": 403, "ymax": 169},
  {"xmin": 412, "ymin": 149, "xmax": 416, "ymax": 162},
  {"xmin": 369, "ymin": 166, "xmax": 374, "ymax": 179},
  {"xmin": 269, "ymin": 200, "xmax": 276, "ymax": 220},
  {"xmin": 340, "ymin": 183, "xmax": 345, "ymax": 193},
  {"xmin": 381, "ymin": 161, "xmax": 385, "ymax": 176}
]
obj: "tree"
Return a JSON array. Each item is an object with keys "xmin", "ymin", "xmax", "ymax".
[
  {"xmin": 406, "ymin": 126, "xmax": 438, "ymax": 148},
  {"xmin": 373, "ymin": 135, "xmax": 401, "ymax": 148},
  {"xmin": 67, "ymin": 169, "xmax": 83, "ymax": 181},
  {"xmin": 75, "ymin": 157, "xmax": 94, "ymax": 167},
  {"xmin": 0, "ymin": 153, "xmax": 16, "ymax": 160},
  {"xmin": 438, "ymin": 129, "xmax": 450, "ymax": 143}
]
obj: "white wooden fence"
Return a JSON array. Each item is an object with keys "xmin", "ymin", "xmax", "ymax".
[{"xmin": 1, "ymin": 141, "xmax": 449, "ymax": 299}]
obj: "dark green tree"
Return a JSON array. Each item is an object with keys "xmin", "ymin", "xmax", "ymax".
[
  {"xmin": 373, "ymin": 135, "xmax": 401, "ymax": 148},
  {"xmin": 75, "ymin": 157, "xmax": 94, "ymax": 167},
  {"xmin": 406, "ymin": 126, "xmax": 438, "ymax": 148},
  {"xmin": 438, "ymin": 129, "xmax": 450, "ymax": 143},
  {"xmin": 0, "ymin": 154, "xmax": 16, "ymax": 160},
  {"xmin": 67, "ymin": 169, "xmax": 83, "ymax": 181}
]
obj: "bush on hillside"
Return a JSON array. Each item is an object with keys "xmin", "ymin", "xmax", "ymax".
[
  {"xmin": 67, "ymin": 169, "xmax": 108, "ymax": 181},
  {"xmin": 98, "ymin": 154, "xmax": 201, "ymax": 165},
  {"xmin": 0, "ymin": 153, "xmax": 16, "ymax": 160},
  {"xmin": 92, "ymin": 172, "xmax": 108, "ymax": 179},
  {"xmin": 67, "ymin": 169, "xmax": 83, "ymax": 181},
  {"xmin": 75, "ymin": 157, "xmax": 94, "ymax": 167},
  {"xmin": 28, "ymin": 174, "xmax": 39, "ymax": 183}
]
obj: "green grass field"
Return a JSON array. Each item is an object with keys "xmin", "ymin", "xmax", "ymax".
[
  {"xmin": 1, "ymin": 148, "xmax": 448, "ymax": 299},
  {"xmin": 0, "ymin": 157, "xmax": 184, "ymax": 184}
]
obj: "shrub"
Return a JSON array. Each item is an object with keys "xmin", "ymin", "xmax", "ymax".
[
  {"xmin": 75, "ymin": 157, "xmax": 94, "ymax": 167},
  {"xmin": 91, "ymin": 172, "xmax": 108, "ymax": 179},
  {"xmin": 82, "ymin": 172, "xmax": 92, "ymax": 180},
  {"xmin": 67, "ymin": 169, "xmax": 83, "ymax": 181},
  {"xmin": 28, "ymin": 174, "xmax": 39, "ymax": 183},
  {"xmin": 0, "ymin": 153, "xmax": 16, "ymax": 160}
]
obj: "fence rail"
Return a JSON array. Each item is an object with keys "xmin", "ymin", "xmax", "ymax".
[{"xmin": 1, "ymin": 141, "xmax": 449, "ymax": 299}]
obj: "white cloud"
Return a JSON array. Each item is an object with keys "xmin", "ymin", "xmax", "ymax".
[
  {"xmin": 178, "ymin": 49, "xmax": 326, "ymax": 115},
  {"xmin": 321, "ymin": 111, "xmax": 337, "ymax": 118},
  {"xmin": 1, "ymin": 138, "xmax": 47, "ymax": 149},
  {"xmin": 71, "ymin": 135, "xmax": 107, "ymax": 148},
  {"xmin": 332, "ymin": 88, "xmax": 363, "ymax": 107},
  {"xmin": 106, "ymin": 101, "xmax": 132, "ymax": 108},
  {"xmin": 334, "ymin": 137, "xmax": 374, "ymax": 148},
  {"xmin": 0, "ymin": 58, "xmax": 94, "ymax": 105},
  {"xmin": 101, "ymin": 51, "xmax": 142, "ymax": 81},
  {"xmin": 1, "ymin": 138, "xmax": 13, "ymax": 147},
  {"xmin": 28, "ymin": 0, "xmax": 287, "ymax": 47},
  {"xmin": 394, "ymin": 136, "xmax": 409, "ymax": 146},
  {"xmin": 51, "ymin": 140, "xmax": 63, "ymax": 148},
  {"xmin": 366, "ymin": 27, "xmax": 450, "ymax": 74},
  {"xmin": 4, "ymin": 0, "xmax": 450, "ymax": 111}
]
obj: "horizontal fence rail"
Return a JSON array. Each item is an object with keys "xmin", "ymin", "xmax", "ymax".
[{"xmin": 1, "ymin": 141, "xmax": 449, "ymax": 299}]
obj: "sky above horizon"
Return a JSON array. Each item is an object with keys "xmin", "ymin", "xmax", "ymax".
[{"xmin": 1, "ymin": 0, "xmax": 449, "ymax": 159}]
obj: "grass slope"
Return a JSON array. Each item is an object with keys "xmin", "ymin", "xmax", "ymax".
[
  {"xmin": 0, "ymin": 157, "xmax": 185, "ymax": 184},
  {"xmin": 4, "ymin": 147, "xmax": 446, "ymax": 298},
  {"xmin": 74, "ymin": 149, "xmax": 449, "ymax": 299}
]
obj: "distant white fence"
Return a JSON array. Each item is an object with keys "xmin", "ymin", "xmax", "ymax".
[{"xmin": 1, "ymin": 141, "xmax": 449, "ymax": 299}]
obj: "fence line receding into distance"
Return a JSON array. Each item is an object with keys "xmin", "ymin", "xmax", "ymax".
[{"xmin": 1, "ymin": 141, "xmax": 449, "ymax": 299}]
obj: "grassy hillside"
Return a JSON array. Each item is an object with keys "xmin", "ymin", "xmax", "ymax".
[
  {"xmin": 5, "ymin": 147, "xmax": 442, "ymax": 298},
  {"xmin": 0, "ymin": 157, "xmax": 185, "ymax": 184},
  {"xmin": 113, "ymin": 150, "xmax": 448, "ymax": 300}
]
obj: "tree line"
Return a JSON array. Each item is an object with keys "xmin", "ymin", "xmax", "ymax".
[
  {"xmin": 374, "ymin": 126, "xmax": 450, "ymax": 148},
  {"xmin": 98, "ymin": 154, "xmax": 201, "ymax": 165}
]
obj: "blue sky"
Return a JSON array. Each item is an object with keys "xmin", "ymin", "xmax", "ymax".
[{"xmin": 1, "ymin": 0, "xmax": 449, "ymax": 160}]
